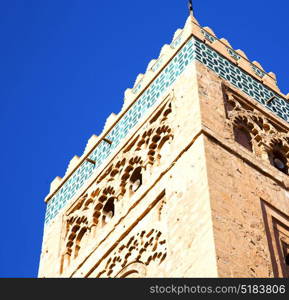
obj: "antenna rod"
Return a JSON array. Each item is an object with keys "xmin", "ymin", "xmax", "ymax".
[{"xmin": 188, "ymin": 0, "xmax": 194, "ymax": 16}]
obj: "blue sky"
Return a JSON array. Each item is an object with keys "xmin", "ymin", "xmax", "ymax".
[{"xmin": 0, "ymin": 0, "xmax": 288, "ymax": 277}]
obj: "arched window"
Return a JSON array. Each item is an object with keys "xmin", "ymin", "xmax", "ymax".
[
  {"xmin": 74, "ymin": 227, "xmax": 87, "ymax": 258},
  {"xmin": 102, "ymin": 197, "xmax": 115, "ymax": 225},
  {"xmin": 233, "ymin": 126, "xmax": 253, "ymax": 152},
  {"xmin": 270, "ymin": 151, "xmax": 288, "ymax": 174},
  {"xmin": 129, "ymin": 167, "xmax": 142, "ymax": 192}
]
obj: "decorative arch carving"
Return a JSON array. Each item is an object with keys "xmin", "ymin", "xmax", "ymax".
[
  {"xmin": 224, "ymin": 86, "xmax": 289, "ymax": 168},
  {"xmin": 96, "ymin": 229, "xmax": 167, "ymax": 278},
  {"xmin": 115, "ymin": 262, "xmax": 147, "ymax": 278},
  {"xmin": 60, "ymin": 92, "xmax": 175, "ymax": 272}
]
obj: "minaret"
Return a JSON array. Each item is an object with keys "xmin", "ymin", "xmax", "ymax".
[{"xmin": 38, "ymin": 6, "xmax": 289, "ymax": 278}]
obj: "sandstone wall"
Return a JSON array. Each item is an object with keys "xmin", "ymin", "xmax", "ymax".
[
  {"xmin": 39, "ymin": 62, "xmax": 219, "ymax": 277},
  {"xmin": 196, "ymin": 61, "xmax": 289, "ymax": 277}
]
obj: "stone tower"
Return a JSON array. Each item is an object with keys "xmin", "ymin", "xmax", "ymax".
[{"xmin": 38, "ymin": 14, "xmax": 289, "ymax": 278}]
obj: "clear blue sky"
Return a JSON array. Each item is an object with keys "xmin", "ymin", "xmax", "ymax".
[{"xmin": 0, "ymin": 0, "xmax": 288, "ymax": 278}]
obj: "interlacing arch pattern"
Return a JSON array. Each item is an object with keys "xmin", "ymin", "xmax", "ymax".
[
  {"xmin": 61, "ymin": 214, "xmax": 89, "ymax": 271},
  {"xmin": 60, "ymin": 95, "xmax": 174, "ymax": 271},
  {"xmin": 96, "ymin": 229, "xmax": 167, "ymax": 278},
  {"xmin": 225, "ymin": 87, "xmax": 289, "ymax": 170}
]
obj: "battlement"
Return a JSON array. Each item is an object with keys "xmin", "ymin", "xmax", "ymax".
[{"xmin": 44, "ymin": 15, "xmax": 289, "ymax": 227}]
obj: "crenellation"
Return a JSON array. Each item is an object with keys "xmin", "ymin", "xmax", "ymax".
[
  {"xmin": 172, "ymin": 28, "xmax": 183, "ymax": 41},
  {"xmin": 235, "ymin": 49, "xmax": 248, "ymax": 59},
  {"xmin": 202, "ymin": 26, "xmax": 217, "ymax": 38},
  {"xmin": 252, "ymin": 60, "xmax": 265, "ymax": 72},
  {"xmin": 102, "ymin": 113, "xmax": 117, "ymax": 133},
  {"xmin": 84, "ymin": 134, "xmax": 99, "ymax": 154},
  {"xmin": 65, "ymin": 155, "xmax": 81, "ymax": 176},
  {"xmin": 50, "ymin": 176, "xmax": 62, "ymax": 194},
  {"xmin": 219, "ymin": 38, "xmax": 232, "ymax": 48},
  {"xmin": 146, "ymin": 59, "xmax": 157, "ymax": 72}
]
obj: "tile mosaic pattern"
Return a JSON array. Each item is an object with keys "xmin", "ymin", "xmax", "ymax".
[
  {"xmin": 44, "ymin": 38, "xmax": 195, "ymax": 225},
  {"xmin": 227, "ymin": 48, "xmax": 241, "ymax": 61},
  {"xmin": 201, "ymin": 30, "xmax": 216, "ymax": 43},
  {"xmin": 194, "ymin": 39, "xmax": 289, "ymax": 122},
  {"xmin": 251, "ymin": 64, "xmax": 266, "ymax": 78},
  {"xmin": 45, "ymin": 36, "xmax": 289, "ymax": 225}
]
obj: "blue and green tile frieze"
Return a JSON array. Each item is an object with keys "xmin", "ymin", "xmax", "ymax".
[
  {"xmin": 44, "ymin": 36, "xmax": 289, "ymax": 225},
  {"xmin": 44, "ymin": 38, "xmax": 195, "ymax": 225},
  {"xmin": 194, "ymin": 39, "xmax": 289, "ymax": 121}
]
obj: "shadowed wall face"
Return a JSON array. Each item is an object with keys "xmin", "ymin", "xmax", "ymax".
[{"xmin": 196, "ymin": 61, "xmax": 289, "ymax": 277}]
